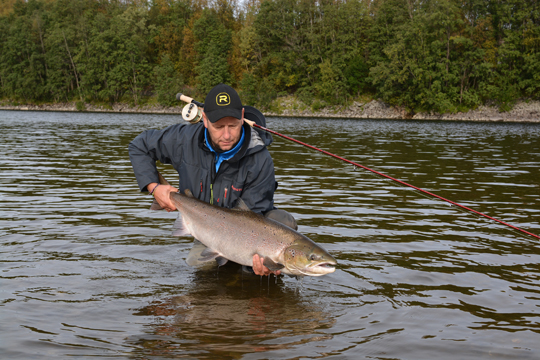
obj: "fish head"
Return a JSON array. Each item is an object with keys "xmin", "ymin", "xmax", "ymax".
[{"xmin": 283, "ymin": 241, "xmax": 337, "ymax": 277}]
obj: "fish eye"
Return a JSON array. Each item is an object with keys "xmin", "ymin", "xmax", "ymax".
[{"xmin": 310, "ymin": 254, "xmax": 318, "ymax": 261}]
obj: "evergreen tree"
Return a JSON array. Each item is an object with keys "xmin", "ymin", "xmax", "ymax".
[
  {"xmin": 0, "ymin": 0, "xmax": 538, "ymax": 110},
  {"xmin": 192, "ymin": 8, "xmax": 232, "ymax": 95},
  {"xmin": 154, "ymin": 53, "xmax": 183, "ymax": 106}
]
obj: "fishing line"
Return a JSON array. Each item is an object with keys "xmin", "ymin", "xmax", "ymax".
[
  {"xmin": 175, "ymin": 93, "xmax": 539, "ymax": 241},
  {"xmin": 248, "ymin": 122, "xmax": 540, "ymax": 241}
]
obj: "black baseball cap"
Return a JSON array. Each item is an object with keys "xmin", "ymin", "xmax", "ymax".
[{"xmin": 203, "ymin": 84, "xmax": 243, "ymax": 123}]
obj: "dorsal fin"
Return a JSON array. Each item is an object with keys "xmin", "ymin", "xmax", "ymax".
[
  {"xmin": 234, "ymin": 198, "xmax": 251, "ymax": 211},
  {"xmin": 184, "ymin": 189, "xmax": 194, "ymax": 197}
]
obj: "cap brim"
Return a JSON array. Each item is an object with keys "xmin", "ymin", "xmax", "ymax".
[{"xmin": 206, "ymin": 108, "xmax": 243, "ymax": 123}]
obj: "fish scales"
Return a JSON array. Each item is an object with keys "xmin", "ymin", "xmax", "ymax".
[
  {"xmin": 172, "ymin": 194, "xmax": 284, "ymax": 264},
  {"xmin": 170, "ymin": 190, "xmax": 337, "ymax": 277}
]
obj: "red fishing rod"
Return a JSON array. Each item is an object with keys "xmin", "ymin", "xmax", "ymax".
[{"xmin": 176, "ymin": 93, "xmax": 540, "ymax": 240}]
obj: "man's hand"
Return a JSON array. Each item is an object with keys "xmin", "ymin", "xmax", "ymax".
[
  {"xmin": 252, "ymin": 254, "xmax": 281, "ymax": 276},
  {"xmin": 148, "ymin": 182, "xmax": 178, "ymax": 212}
]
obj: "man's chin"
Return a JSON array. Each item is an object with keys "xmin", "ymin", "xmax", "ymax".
[{"xmin": 218, "ymin": 143, "xmax": 233, "ymax": 151}]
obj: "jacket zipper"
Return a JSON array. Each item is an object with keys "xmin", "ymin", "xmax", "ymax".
[{"xmin": 210, "ymin": 156, "xmax": 216, "ymax": 205}]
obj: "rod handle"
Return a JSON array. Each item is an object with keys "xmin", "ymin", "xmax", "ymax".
[
  {"xmin": 244, "ymin": 119, "xmax": 256, "ymax": 127},
  {"xmin": 176, "ymin": 93, "xmax": 193, "ymax": 104},
  {"xmin": 176, "ymin": 93, "xmax": 204, "ymax": 107}
]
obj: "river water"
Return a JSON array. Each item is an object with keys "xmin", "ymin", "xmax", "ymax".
[{"xmin": 1, "ymin": 110, "xmax": 539, "ymax": 359}]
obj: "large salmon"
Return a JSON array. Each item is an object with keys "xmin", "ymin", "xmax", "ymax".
[{"xmin": 169, "ymin": 190, "xmax": 337, "ymax": 277}]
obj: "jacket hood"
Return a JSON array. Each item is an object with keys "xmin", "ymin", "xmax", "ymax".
[{"xmin": 243, "ymin": 106, "xmax": 273, "ymax": 147}]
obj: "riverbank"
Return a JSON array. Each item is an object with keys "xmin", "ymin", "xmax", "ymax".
[{"xmin": 1, "ymin": 98, "xmax": 539, "ymax": 122}]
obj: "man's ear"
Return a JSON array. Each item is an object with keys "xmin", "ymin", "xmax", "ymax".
[
  {"xmin": 202, "ymin": 112, "xmax": 209, "ymax": 128},
  {"xmin": 241, "ymin": 108, "xmax": 245, "ymax": 124}
]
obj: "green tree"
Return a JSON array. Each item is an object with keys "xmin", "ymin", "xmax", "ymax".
[
  {"xmin": 192, "ymin": 8, "xmax": 232, "ymax": 95},
  {"xmin": 369, "ymin": 0, "xmax": 491, "ymax": 112},
  {"xmin": 149, "ymin": 0, "xmax": 192, "ymax": 69},
  {"xmin": 80, "ymin": 5, "xmax": 153, "ymax": 104},
  {"xmin": 239, "ymin": 71, "xmax": 276, "ymax": 108},
  {"xmin": 1, "ymin": 0, "xmax": 538, "ymax": 111},
  {"xmin": 0, "ymin": 0, "xmax": 48, "ymax": 101},
  {"xmin": 251, "ymin": 0, "xmax": 370, "ymax": 104},
  {"xmin": 153, "ymin": 53, "xmax": 183, "ymax": 106}
]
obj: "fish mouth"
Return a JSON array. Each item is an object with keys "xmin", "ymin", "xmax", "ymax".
[
  {"xmin": 317, "ymin": 262, "xmax": 336, "ymax": 269},
  {"xmin": 305, "ymin": 261, "xmax": 336, "ymax": 275}
]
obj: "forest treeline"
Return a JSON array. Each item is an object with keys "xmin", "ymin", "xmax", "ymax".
[{"xmin": 0, "ymin": 0, "xmax": 539, "ymax": 113}]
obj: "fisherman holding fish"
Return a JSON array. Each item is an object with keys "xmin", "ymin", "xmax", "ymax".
[{"xmin": 129, "ymin": 84, "xmax": 298, "ymax": 277}]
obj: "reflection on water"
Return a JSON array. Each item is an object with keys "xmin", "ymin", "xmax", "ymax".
[
  {"xmin": 1, "ymin": 111, "xmax": 539, "ymax": 359},
  {"xmin": 128, "ymin": 265, "xmax": 335, "ymax": 358}
]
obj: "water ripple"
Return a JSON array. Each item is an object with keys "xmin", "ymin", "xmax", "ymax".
[{"xmin": 1, "ymin": 111, "xmax": 539, "ymax": 359}]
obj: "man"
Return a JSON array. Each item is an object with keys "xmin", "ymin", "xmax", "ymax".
[{"xmin": 128, "ymin": 83, "xmax": 296, "ymax": 276}]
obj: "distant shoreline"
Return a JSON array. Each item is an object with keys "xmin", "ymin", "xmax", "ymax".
[{"xmin": 1, "ymin": 99, "xmax": 539, "ymax": 123}]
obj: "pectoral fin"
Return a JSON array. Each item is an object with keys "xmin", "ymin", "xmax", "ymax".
[{"xmin": 263, "ymin": 257, "xmax": 285, "ymax": 271}]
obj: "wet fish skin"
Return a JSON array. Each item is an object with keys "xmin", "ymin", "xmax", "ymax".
[{"xmin": 169, "ymin": 190, "xmax": 337, "ymax": 277}]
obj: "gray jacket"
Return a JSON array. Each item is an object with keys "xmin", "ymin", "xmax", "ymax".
[{"xmin": 128, "ymin": 111, "xmax": 276, "ymax": 214}]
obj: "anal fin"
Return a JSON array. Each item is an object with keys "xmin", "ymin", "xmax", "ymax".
[
  {"xmin": 198, "ymin": 247, "xmax": 221, "ymax": 262},
  {"xmin": 185, "ymin": 240, "xmax": 208, "ymax": 266}
]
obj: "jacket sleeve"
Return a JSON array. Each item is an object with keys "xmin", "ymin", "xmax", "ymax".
[
  {"xmin": 241, "ymin": 153, "xmax": 276, "ymax": 214},
  {"xmin": 128, "ymin": 124, "xmax": 185, "ymax": 192}
]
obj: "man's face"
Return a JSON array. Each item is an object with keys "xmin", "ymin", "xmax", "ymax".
[{"xmin": 203, "ymin": 111, "xmax": 244, "ymax": 152}]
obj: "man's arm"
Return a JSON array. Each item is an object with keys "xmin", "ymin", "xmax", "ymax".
[
  {"xmin": 145, "ymin": 182, "xmax": 178, "ymax": 212},
  {"xmin": 128, "ymin": 124, "xmax": 184, "ymax": 210}
]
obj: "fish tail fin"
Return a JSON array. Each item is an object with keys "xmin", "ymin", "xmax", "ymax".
[
  {"xmin": 158, "ymin": 172, "xmax": 171, "ymax": 186},
  {"xmin": 150, "ymin": 198, "xmax": 165, "ymax": 211},
  {"xmin": 172, "ymin": 212, "xmax": 190, "ymax": 237},
  {"xmin": 149, "ymin": 172, "xmax": 172, "ymax": 210}
]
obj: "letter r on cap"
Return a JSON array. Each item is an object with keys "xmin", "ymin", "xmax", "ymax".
[{"xmin": 216, "ymin": 93, "xmax": 230, "ymax": 106}]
